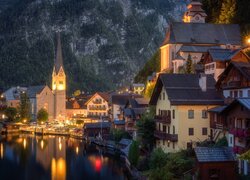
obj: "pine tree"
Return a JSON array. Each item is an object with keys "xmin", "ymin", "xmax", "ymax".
[
  {"xmin": 19, "ymin": 92, "xmax": 31, "ymax": 122},
  {"xmin": 217, "ymin": 0, "xmax": 236, "ymax": 24},
  {"xmin": 186, "ymin": 54, "xmax": 193, "ymax": 74}
]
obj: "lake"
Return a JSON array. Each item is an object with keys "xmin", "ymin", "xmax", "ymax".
[{"xmin": 0, "ymin": 134, "xmax": 129, "ymax": 180}]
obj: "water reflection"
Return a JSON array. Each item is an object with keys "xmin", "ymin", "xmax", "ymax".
[{"xmin": 0, "ymin": 134, "xmax": 128, "ymax": 180}]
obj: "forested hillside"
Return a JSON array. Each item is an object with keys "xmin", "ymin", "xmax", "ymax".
[{"xmin": 0, "ymin": 0, "xmax": 186, "ymax": 94}]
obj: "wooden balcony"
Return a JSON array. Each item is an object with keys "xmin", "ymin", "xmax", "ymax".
[
  {"xmin": 210, "ymin": 123, "xmax": 224, "ymax": 130},
  {"xmin": 229, "ymin": 128, "xmax": 250, "ymax": 138},
  {"xmin": 154, "ymin": 130, "xmax": 178, "ymax": 142},
  {"xmin": 154, "ymin": 115, "xmax": 171, "ymax": 124},
  {"xmin": 222, "ymin": 81, "xmax": 241, "ymax": 89}
]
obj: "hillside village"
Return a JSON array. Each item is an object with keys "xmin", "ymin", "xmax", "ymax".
[{"xmin": 0, "ymin": 0, "xmax": 250, "ymax": 179}]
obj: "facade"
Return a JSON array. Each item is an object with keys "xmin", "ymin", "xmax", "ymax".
[
  {"xmin": 27, "ymin": 85, "xmax": 54, "ymax": 121},
  {"xmin": 66, "ymin": 99, "xmax": 87, "ymax": 122},
  {"xmin": 85, "ymin": 92, "xmax": 110, "ymax": 119},
  {"xmin": 210, "ymin": 62, "xmax": 250, "ymax": 175},
  {"xmin": 202, "ymin": 49, "xmax": 250, "ymax": 80},
  {"xmin": 160, "ymin": 1, "xmax": 241, "ymax": 73},
  {"xmin": 150, "ymin": 74, "xmax": 224, "ymax": 153},
  {"xmin": 3, "ymin": 87, "xmax": 27, "ymax": 108},
  {"xmin": 132, "ymin": 84, "xmax": 145, "ymax": 95}
]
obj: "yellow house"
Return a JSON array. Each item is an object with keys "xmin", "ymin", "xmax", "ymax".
[{"xmin": 149, "ymin": 73, "xmax": 224, "ymax": 153}]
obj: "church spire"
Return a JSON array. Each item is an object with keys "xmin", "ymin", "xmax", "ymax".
[{"xmin": 54, "ymin": 33, "xmax": 64, "ymax": 74}]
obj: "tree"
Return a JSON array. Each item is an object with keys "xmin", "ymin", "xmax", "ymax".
[
  {"xmin": 144, "ymin": 81, "xmax": 156, "ymax": 99},
  {"xmin": 4, "ymin": 107, "xmax": 17, "ymax": 121},
  {"xmin": 18, "ymin": 92, "xmax": 31, "ymax": 122},
  {"xmin": 186, "ymin": 54, "xmax": 193, "ymax": 74},
  {"xmin": 128, "ymin": 140, "xmax": 140, "ymax": 167},
  {"xmin": 137, "ymin": 106, "xmax": 155, "ymax": 151},
  {"xmin": 37, "ymin": 108, "xmax": 48, "ymax": 123},
  {"xmin": 149, "ymin": 148, "xmax": 168, "ymax": 169},
  {"xmin": 216, "ymin": 0, "xmax": 236, "ymax": 24}
]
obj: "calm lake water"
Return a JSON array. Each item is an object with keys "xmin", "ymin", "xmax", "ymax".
[{"xmin": 0, "ymin": 134, "xmax": 129, "ymax": 180}]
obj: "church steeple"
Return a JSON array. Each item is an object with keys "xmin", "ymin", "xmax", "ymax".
[
  {"xmin": 54, "ymin": 33, "xmax": 64, "ymax": 74},
  {"xmin": 183, "ymin": 0, "xmax": 207, "ymax": 23},
  {"xmin": 52, "ymin": 33, "xmax": 66, "ymax": 91}
]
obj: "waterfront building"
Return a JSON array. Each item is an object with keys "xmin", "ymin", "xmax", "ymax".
[{"xmin": 149, "ymin": 73, "xmax": 224, "ymax": 153}]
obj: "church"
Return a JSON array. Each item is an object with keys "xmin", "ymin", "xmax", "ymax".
[
  {"xmin": 28, "ymin": 34, "xmax": 66, "ymax": 122},
  {"xmin": 160, "ymin": 0, "xmax": 242, "ymax": 74}
]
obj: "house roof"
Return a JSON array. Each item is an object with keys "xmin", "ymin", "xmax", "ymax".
[
  {"xmin": 162, "ymin": 22, "xmax": 241, "ymax": 46},
  {"xmin": 114, "ymin": 119, "xmax": 125, "ymax": 125},
  {"xmin": 216, "ymin": 62, "xmax": 250, "ymax": 88},
  {"xmin": 27, "ymin": 85, "xmax": 46, "ymax": 98},
  {"xmin": 195, "ymin": 147, "xmax": 235, "ymax": 163},
  {"xmin": 220, "ymin": 98, "xmax": 250, "ymax": 114},
  {"xmin": 150, "ymin": 74, "xmax": 224, "ymax": 106},
  {"xmin": 179, "ymin": 45, "xmax": 219, "ymax": 53},
  {"xmin": 66, "ymin": 100, "xmax": 87, "ymax": 109},
  {"xmin": 3, "ymin": 87, "xmax": 27, "ymax": 100},
  {"xmin": 208, "ymin": 106, "xmax": 227, "ymax": 113},
  {"xmin": 84, "ymin": 122, "xmax": 111, "ymax": 129},
  {"xmin": 111, "ymin": 94, "xmax": 134, "ymax": 105},
  {"xmin": 85, "ymin": 92, "xmax": 110, "ymax": 105},
  {"xmin": 208, "ymin": 48, "xmax": 240, "ymax": 62}
]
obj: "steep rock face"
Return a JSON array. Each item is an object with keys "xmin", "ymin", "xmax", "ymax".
[{"xmin": 0, "ymin": 0, "xmax": 186, "ymax": 93}]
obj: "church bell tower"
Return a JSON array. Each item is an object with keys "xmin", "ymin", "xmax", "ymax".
[
  {"xmin": 183, "ymin": 0, "xmax": 207, "ymax": 23},
  {"xmin": 52, "ymin": 33, "xmax": 66, "ymax": 121}
]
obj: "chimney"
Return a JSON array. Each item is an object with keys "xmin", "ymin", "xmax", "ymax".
[{"xmin": 199, "ymin": 73, "xmax": 207, "ymax": 92}]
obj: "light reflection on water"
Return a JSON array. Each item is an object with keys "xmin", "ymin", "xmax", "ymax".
[{"xmin": 0, "ymin": 134, "xmax": 128, "ymax": 180}]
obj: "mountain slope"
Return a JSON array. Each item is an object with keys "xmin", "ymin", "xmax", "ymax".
[{"xmin": 0, "ymin": 0, "xmax": 186, "ymax": 93}]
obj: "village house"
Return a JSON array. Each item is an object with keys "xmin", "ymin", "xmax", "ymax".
[
  {"xmin": 209, "ymin": 62, "xmax": 250, "ymax": 175},
  {"xmin": 160, "ymin": 0, "xmax": 241, "ymax": 73},
  {"xmin": 85, "ymin": 92, "xmax": 110, "ymax": 120},
  {"xmin": 150, "ymin": 73, "xmax": 224, "ymax": 153},
  {"xmin": 66, "ymin": 98, "xmax": 87, "ymax": 123},
  {"xmin": 3, "ymin": 86, "xmax": 27, "ymax": 108},
  {"xmin": 194, "ymin": 147, "xmax": 237, "ymax": 180},
  {"xmin": 202, "ymin": 49, "xmax": 249, "ymax": 80}
]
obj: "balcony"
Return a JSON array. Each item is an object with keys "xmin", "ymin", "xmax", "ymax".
[
  {"xmin": 154, "ymin": 115, "xmax": 171, "ymax": 124},
  {"xmin": 229, "ymin": 128, "xmax": 250, "ymax": 138},
  {"xmin": 92, "ymin": 100, "xmax": 102, "ymax": 104},
  {"xmin": 154, "ymin": 130, "xmax": 178, "ymax": 142},
  {"xmin": 89, "ymin": 106, "xmax": 107, "ymax": 111},
  {"xmin": 211, "ymin": 122, "xmax": 224, "ymax": 130}
]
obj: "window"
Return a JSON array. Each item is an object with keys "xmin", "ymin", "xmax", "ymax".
[
  {"xmin": 187, "ymin": 142, "xmax": 193, "ymax": 149},
  {"xmin": 167, "ymin": 141, "xmax": 170, "ymax": 147},
  {"xmin": 230, "ymin": 91, "xmax": 233, "ymax": 97},
  {"xmin": 173, "ymin": 126, "xmax": 175, "ymax": 134},
  {"xmin": 167, "ymin": 126, "xmax": 170, "ymax": 134},
  {"xmin": 234, "ymin": 91, "xmax": 238, "ymax": 98},
  {"xmin": 189, "ymin": 128, "xmax": 194, "ymax": 136},
  {"xmin": 163, "ymin": 125, "xmax": 166, "ymax": 133},
  {"xmin": 239, "ymin": 90, "xmax": 243, "ymax": 98},
  {"xmin": 202, "ymin": 110, "xmax": 208, "ymax": 119},
  {"xmin": 172, "ymin": 110, "xmax": 175, "ymax": 119},
  {"xmin": 202, "ymin": 128, "xmax": 207, "ymax": 135},
  {"xmin": 163, "ymin": 92, "xmax": 165, "ymax": 100},
  {"xmin": 188, "ymin": 110, "xmax": 194, "ymax": 119}
]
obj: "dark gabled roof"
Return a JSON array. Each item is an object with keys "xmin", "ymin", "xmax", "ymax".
[
  {"xmin": 162, "ymin": 22, "xmax": 241, "ymax": 46},
  {"xmin": 54, "ymin": 33, "xmax": 64, "ymax": 74},
  {"xmin": 27, "ymin": 85, "xmax": 46, "ymax": 98},
  {"xmin": 97, "ymin": 92, "xmax": 110, "ymax": 102},
  {"xmin": 114, "ymin": 119, "xmax": 125, "ymax": 125},
  {"xmin": 208, "ymin": 106, "xmax": 227, "ymax": 113},
  {"xmin": 179, "ymin": 45, "xmax": 219, "ymax": 53},
  {"xmin": 208, "ymin": 48, "xmax": 240, "ymax": 62},
  {"xmin": 195, "ymin": 147, "xmax": 235, "ymax": 163},
  {"xmin": 111, "ymin": 94, "xmax": 134, "ymax": 105},
  {"xmin": 66, "ymin": 100, "xmax": 87, "ymax": 109},
  {"xmin": 84, "ymin": 122, "xmax": 111, "ymax": 129},
  {"xmin": 216, "ymin": 62, "xmax": 250, "ymax": 88},
  {"xmin": 221, "ymin": 98, "xmax": 250, "ymax": 114},
  {"xmin": 150, "ymin": 74, "xmax": 224, "ymax": 106}
]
